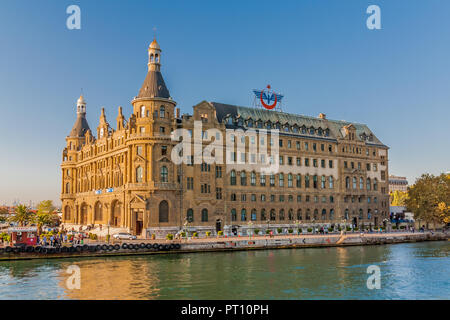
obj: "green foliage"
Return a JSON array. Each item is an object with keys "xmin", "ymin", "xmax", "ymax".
[
  {"xmin": 405, "ymin": 173, "xmax": 450, "ymax": 225},
  {"xmin": 328, "ymin": 228, "xmax": 333, "ymax": 232},
  {"xmin": 217, "ymin": 231, "xmax": 223, "ymax": 236},
  {"xmin": 8, "ymin": 204, "xmax": 33, "ymax": 226},
  {"xmin": 392, "ymin": 226, "xmax": 397, "ymax": 230},
  {"xmin": 346, "ymin": 227, "xmax": 352, "ymax": 231},
  {"xmin": 297, "ymin": 228, "xmax": 302, "ymax": 233},
  {"xmin": 166, "ymin": 233, "xmax": 174, "ymax": 240},
  {"xmin": 288, "ymin": 229, "xmax": 293, "ymax": 234},
  {"xmin": 205, "ymin": 231, "xmax": 211, "ymax": 237},
  {"xmin": 192, "ymin": 232, "xmax": 198, "ymax": 237},
  {"xmin": 307, "ymin": 228, "xmax": 313, "ymax": 232},
  {"xmin": 181, "ymin": 232, "xmax": 186, "ymax": 237},
  {"xmin": 277, "ymin": 228, "xmax": 282, "ymax": 234},
  {"xmin": 254, "ymin": 229, "xmax": 260, "ymax": 235},
  {"xmin": 35, "ymin": 200, "xmax": 57, "ymax": 232},
  {"xmin": 266, "ymin": 229, "xmax": 271, "ymax": 234},
  {"xmin": 354, "ymin": 227, "xmax": 359, "ymax": 231},
  {"xmin": 89, "ymin": 233, "xmax": 98, "ymax": 240}
]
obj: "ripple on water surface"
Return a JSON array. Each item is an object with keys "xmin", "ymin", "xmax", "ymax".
[{"xmin": 0, "ymin": 241, "xmax": 448, "ymax": 299}]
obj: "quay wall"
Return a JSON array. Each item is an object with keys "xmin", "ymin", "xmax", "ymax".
[{"xmin": 0, "ymin": 232, "xmax": 448, "ymax": 261}]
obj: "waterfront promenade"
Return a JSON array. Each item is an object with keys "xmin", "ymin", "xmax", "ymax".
[{"xmin": 1, "ymin": 230, "xmax": 447, "ymax": 261}]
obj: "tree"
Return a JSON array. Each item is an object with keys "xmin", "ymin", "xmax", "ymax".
[
  {"xmin": 8, "ymin": 204, "xmax": 33, "ymax": 226},
  {"xmin": 390, "ymin": 190, "xmax": 408, "ymax": 206},
  {"xmin": 34, "ymin": 200, "xmax": 56, "ymax": 234},
  {"xmin": 0, "ymin": 207, "xmax": 8, "ymax": 223},
  {"xmin": 405, "ymin": 173, "xmax": 450, "ymax": 226}
]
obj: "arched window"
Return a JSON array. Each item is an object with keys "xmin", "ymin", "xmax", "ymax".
[
  {"xmin": 346, "ymin": 177, "xmax": 350, "ymax": 189},
  {"xmin": 296, "ymin": 174, "xmax": 301, "ymax": 187},
  {"xmin": 251, "ymin": 209, "xmax": 257, "ymax": 221},
  {"xmin": 329, "ymin": 176, "xmax": 334, "ymax": 189},
  {"xmin": 373, "ymin": 178, "xmax": 378, "ymax": 191},
  {"xmin": 64, "ymin": 206, "xmax": 71, "ymax": 220},
  {"xmin": 251, "ymin": 172, "xmax": 256, "ymax": 186},
  {"xmin": 321, "ymin": 209, "xmax": 327, "ymax": 220},
  {"xmin": 241, "ymin": 208, "xmax": 247, "ymax": 221},
  {"xmin": 159, "ymin": 200, "xmax": 169, "ymax": 222},
  {"xmin": 270, "ymin": 209, "xmax": 276, "ymax": 221},
  {"xmin": 353, "ymin": 177, "xmax": 357, "ymax": 189},
  {"xmin": 230, "ymin": 170, "xmax": 236, "ymax": 185},
  {"xmin": 367, "ymin": 178, "xmax": 371, "ymax": 190},
  {"xmin": 65, "ymin": 182, "xmax": 70, "ymax": 194},
  {"xmin": 155, "ymin": 53, "xmax": 159, "ymax": 63},
  {"xmin": 160, "ymin": 106, "xmax": 165, "ymax": 118},
  {"xmin": 313, "ymin": 175, "xmax": 318, "ymax": 188},
  {"xmin": 297, "ymin": 209, "xmax": 302, "ymax": 220},
  {"xmin": 187, "ymin": 209, "xmax": 194, "ymax": 222},
  {"xmin": 306, "ymin": 209, "xmax": 311, "ymax": 220},
  {"xmin": 201, "ymin": 209, "xmax": 208, "ymax": 222},
  {"xmin": 305, "ymin": 175, "xmax": 310, "ymax": 188},
  {"xmin": 313, "ymin": 209, "xmax": 318, "ymax": 220},
  {"xmin": 160, "ymin": 166, "xmax": 168, "ymax": 182},
  {"xmin": 345, "ymin": 208, "xmax": 349, "ymax": 220},
  {"xmin": 288, "ymin": 174, "xmax": 293, "ymax": 187},
  {"xmin": 359, "ymin": 208, "xmax": 364, "ymax": 219},
  {"xmin": 240, "ymin": 171, "xmax": 247, "ymax": 186},
  {"xmin": 270, "ymin": 174, "xmax": 275, "ymax": 186},
  {"xmin": 360, "ymin": 177, "xmax": 364, "ymax": 189},
  {"xmin": 140, "ymin": 106, "xmax": 145, "ymax": 117},
  {"xmin": 321, "ymin": 175, "xmax": 326, "ymax": 189},
  {"xmin": 279, "ymin": 209, "xmax": 285, "ymax": 220},
  {"xmin": 150, "ymin": 53, "xmax": 154, "ymax": 62},
  {"xmin": 231, "ymin": 209, "xmax": 237, "ymax": 221},
  {"xmin": 330, "ymin": 209, "xmax": 335, "ymax": 220},
  {"xmin": 261, "ymin": 209, "xmax": 266, "ymax": 221},
  {"xmin": 288, "ymin": 209, "xmax": 294, "ymax": 220},
  {"xmin": 136, "ymin": 166, "xmax": 143, "ymax": 183},
  {"xmin": 94, "ymin": 202, "xmax": 103, "ymax": 221}
]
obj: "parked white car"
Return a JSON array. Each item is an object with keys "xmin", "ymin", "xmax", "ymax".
[{"xmin": 112, "ymin": 232, "xmax": 137, "ymax": 240}]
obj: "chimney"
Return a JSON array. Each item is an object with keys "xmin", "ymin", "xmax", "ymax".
[
  {"xmin": 319, "ymin": 113, "xmax": 326, "ymax": 120},
  {"xmin": 176, "ymin": 108, "xmax": 180, "ymax": 119}
]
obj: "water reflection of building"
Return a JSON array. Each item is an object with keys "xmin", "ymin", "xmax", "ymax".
[{"xmin": 59, "ymin": 258, "xmax": 158, "ymax": 300}]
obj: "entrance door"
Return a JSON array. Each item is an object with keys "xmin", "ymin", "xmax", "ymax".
[
  {"xmin": 352, "ymin": 217, "xmax": 357, "ymax": 228},
  {"xmin": 135, "ymin": 211, "xmax": 143, "ymax": 236},
  {"xmin": 216, "ymin": 219, "xmax": 222, "ymax": 232},
  {"xmin": 374, "ymin": 217, "xmax": 378, "ymax": 228},
  {"xmin": 136, "ymin": 221, "xmax": 143, "ymax": 235}
]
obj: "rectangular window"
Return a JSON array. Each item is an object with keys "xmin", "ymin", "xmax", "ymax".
[
  {"xmin": 321, "ymin": 159, "xmax": 325, "ymax": 168},
  {"xmin": 329, "ymin": 160, "xmax": 333, "ymax": 168},
  {"xmin": 305, "ymin": 158, "xmax": 310, "ymax": 167},
  {"xmin": 161, "ymin": 146, "xmax": 167, "ymax": 156}
]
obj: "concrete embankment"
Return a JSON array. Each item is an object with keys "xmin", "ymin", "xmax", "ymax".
[{"xmin": 0, "ymin": 232, "xmax": 448, "ymax": 261}]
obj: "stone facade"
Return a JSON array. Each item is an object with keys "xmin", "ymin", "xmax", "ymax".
[{"xmin": 61, "ymin": 39, "xmax": 390, "ymax": 237}]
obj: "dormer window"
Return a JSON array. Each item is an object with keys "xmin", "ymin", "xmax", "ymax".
[
  {"xmin": 309, "ymin": 127, "xmax": 315, "ymax": 135},
  {"xmin": 227, "ymin": 117, "xmax": 233, "ymax": 125},
  {"xmin": 100, "ymin": 128, "xmax": 104, "ymax": 138},
  {"xmin": 201, "ymin": 113, "xmax": 208, "ymax": 123},
  {"xmin": 247, "ymin": 119, "xmax": 253, "ymax": 127}
]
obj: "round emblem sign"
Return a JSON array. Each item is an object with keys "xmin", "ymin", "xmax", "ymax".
[{"xmin": 260, "ymin": 85, "xmax": 278, "ymax": 110}]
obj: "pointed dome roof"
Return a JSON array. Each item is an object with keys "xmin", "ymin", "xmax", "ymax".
[
  {"xmin": 149, "ymin": 38, "xmax": 160, "ymax": 50},
  {"xmin": 77, "ymin": 95, "xmax": 86, "ymax": 104},
  {"xmin": 69, "ymin": 115, "xmax": 91, "ymax": 137},
  {"xmin": 137, "ymin": 70, "xmax": 171, "ymax": 99}
]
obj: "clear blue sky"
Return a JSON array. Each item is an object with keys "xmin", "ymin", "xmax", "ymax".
[{"xmin": 0, "ymin": 0, "xmax": 449, "ymax": 206}]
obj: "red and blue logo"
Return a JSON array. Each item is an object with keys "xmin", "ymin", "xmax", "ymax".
[{"xmin": 252, "ymin": 85, "xmax": 284, "ymax": 110}]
